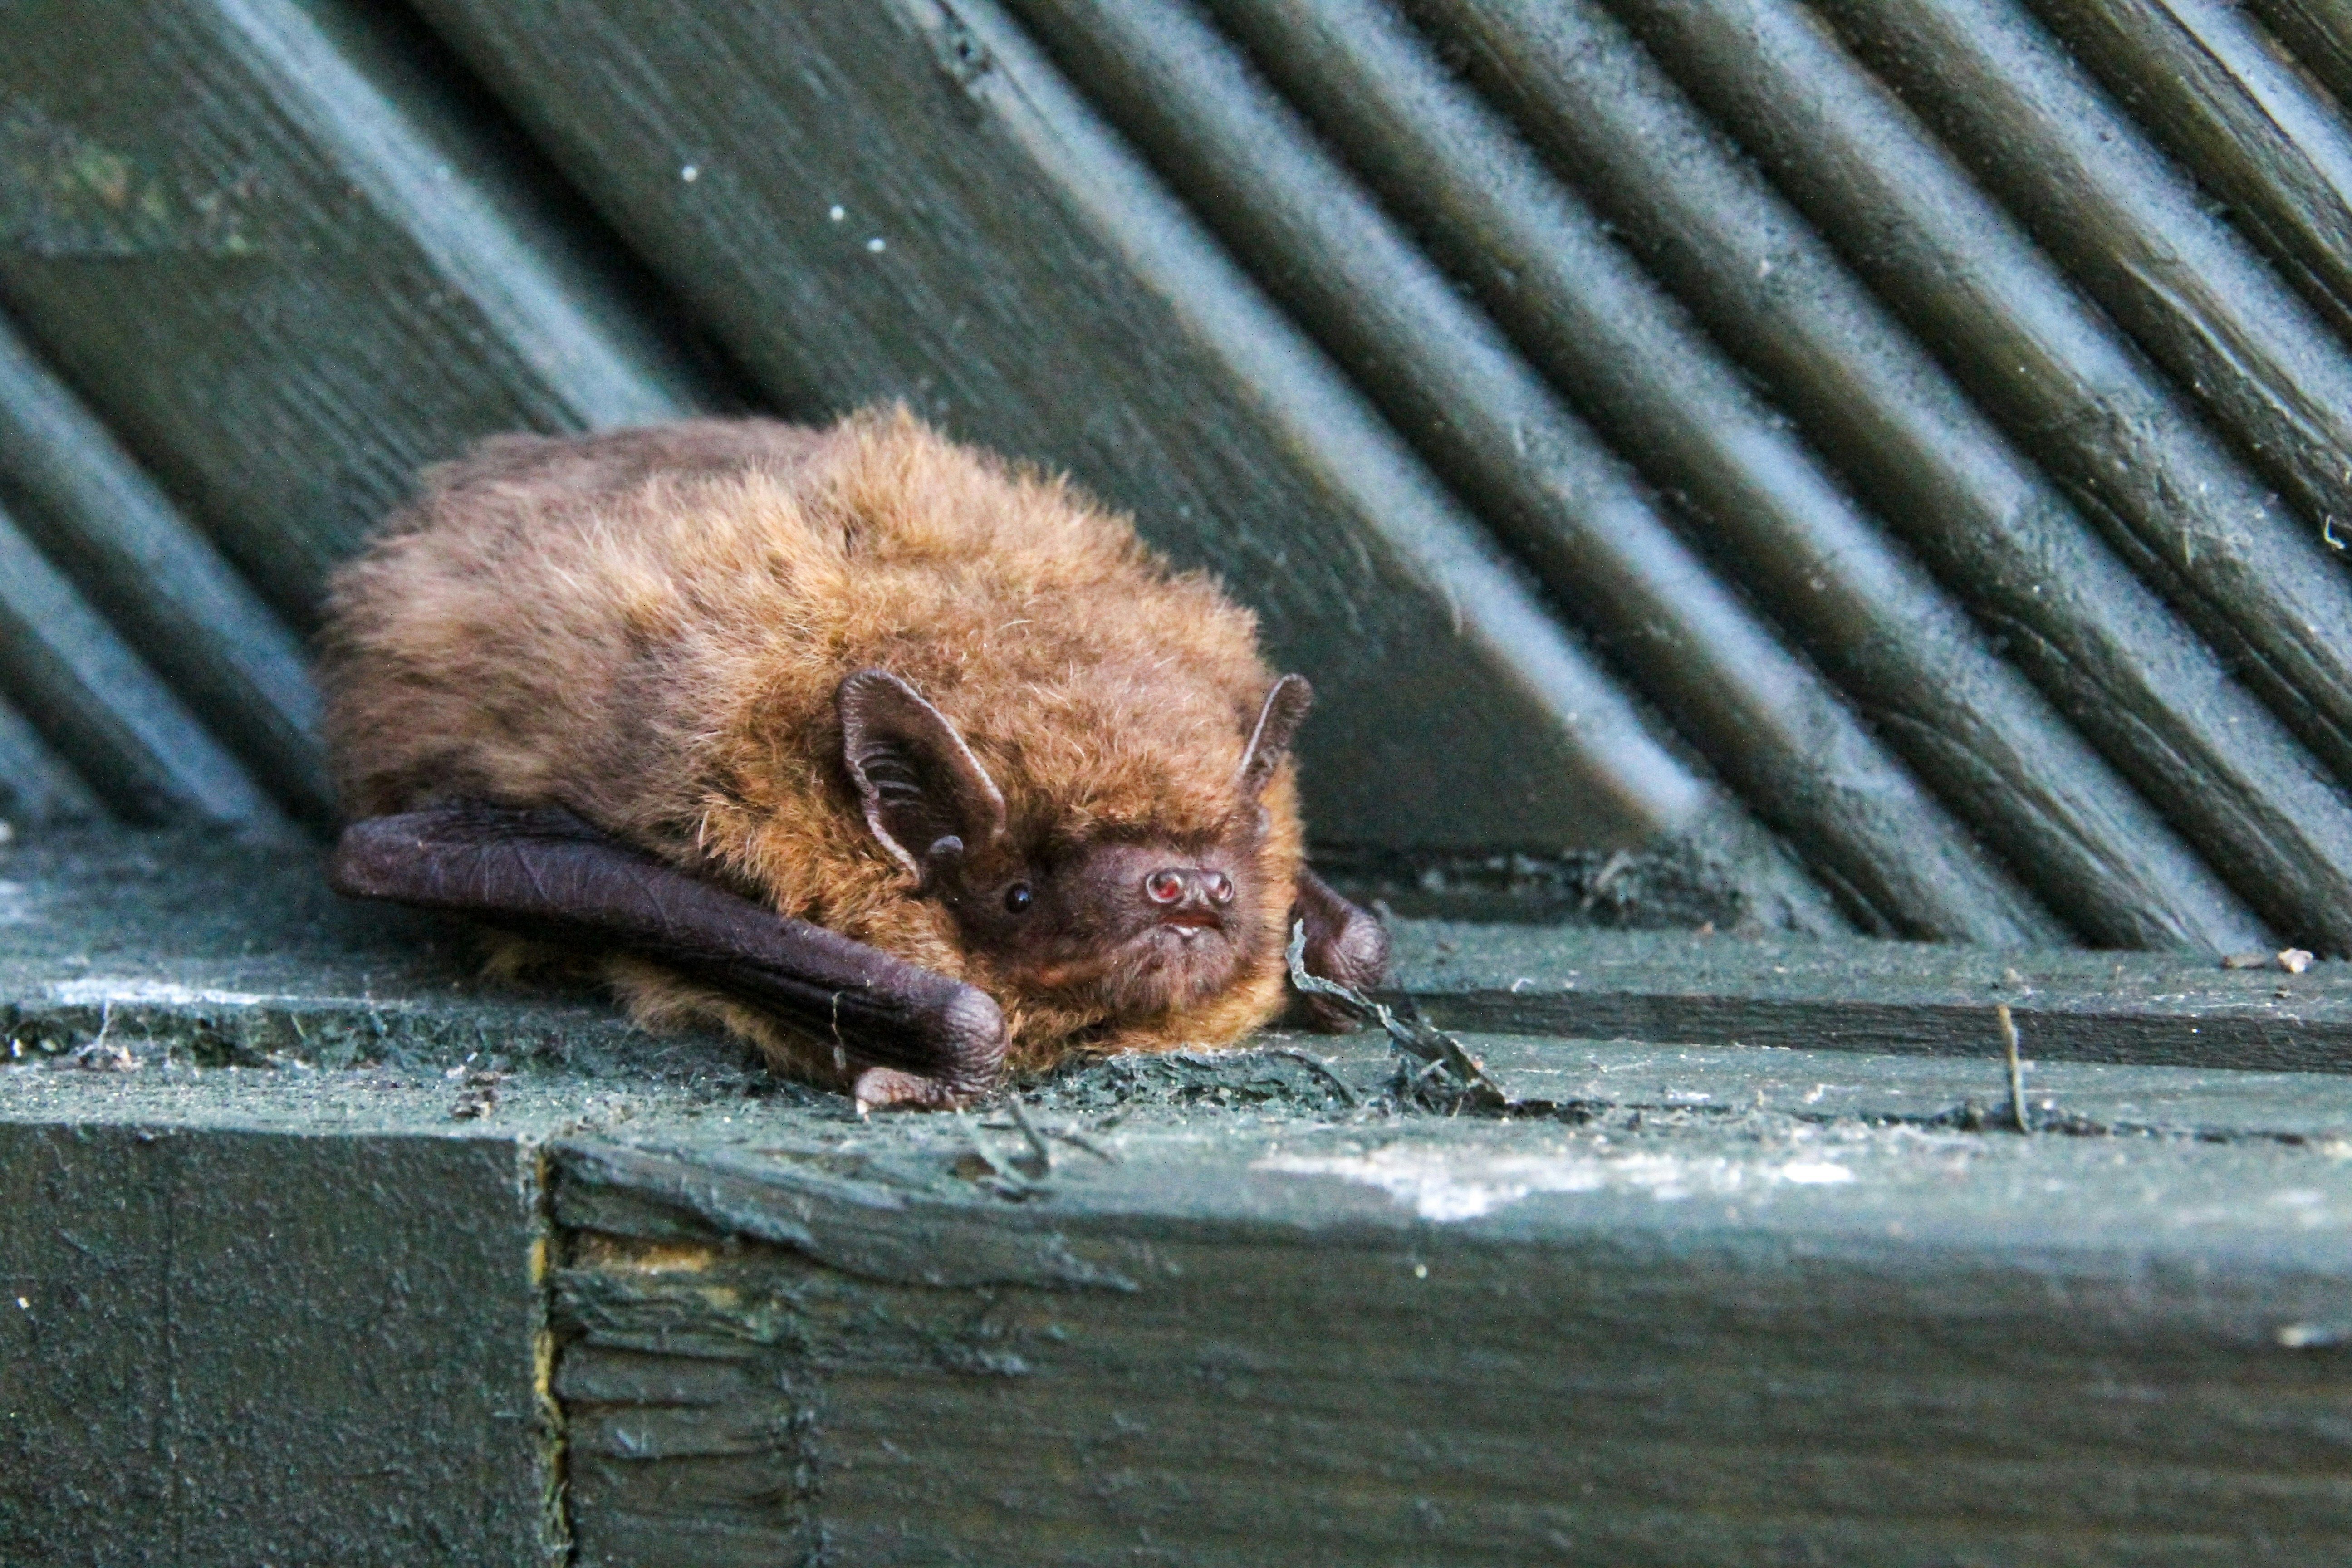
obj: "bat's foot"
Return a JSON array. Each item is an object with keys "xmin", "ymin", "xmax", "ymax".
[
  {"xmin": 853, "ymin": 1066, "xmax": 980, "ymax": 1112},
  {"xmin": 1287, "ymin": 872, "xmax": 1391, "ymax": 1032}
]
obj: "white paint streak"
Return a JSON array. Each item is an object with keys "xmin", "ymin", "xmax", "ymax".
[
  {"xmin": 47, "ymin": 978, "xmax": 279, "ymax": 1007},
  {"xmin": 1258, "ymin": 1145, "xmax": 1855, "ymax": 1221}
]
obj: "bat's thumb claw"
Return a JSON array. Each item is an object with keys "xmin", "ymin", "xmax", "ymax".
[{"xmin": 853, "ymin": 1066, "xmax": 975, "ymax": 1112}]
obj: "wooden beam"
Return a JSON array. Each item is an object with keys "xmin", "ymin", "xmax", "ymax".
[{"xmin": 0, "ymin": 1120, "xmax": 555, "ymax": 1565}]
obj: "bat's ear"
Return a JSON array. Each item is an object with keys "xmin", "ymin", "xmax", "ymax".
[
  {"xmin": 838, "ymin": 669, "xmax": 1008, "ymax": 886},
  {"xmin": 1236, "ymin": 673, "xmax": 1313, "ymax": 800}
]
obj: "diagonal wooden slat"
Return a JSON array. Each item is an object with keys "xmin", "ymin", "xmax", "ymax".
[
  {"xmin": 1107, "ymin": 0, "xmax": 2259, "ymax": 950},
  {"xmin": 0, "ymin": 499, "xmax": 284, "ymax": 828},
  {"xmin": 0, "ymin": 311, "xmax": 330, "ymax": 823},
  {"xmin": 1610, "ymin": 0, "xmax": 2352, "ymax": 797},
  {"xmin": 0, "ymin": 0, "xmax": 706, "ymax": 628},
  {"xmin": 1402, "ymin": 0, "xmax": 2352, "ymax": 952},
  {"xmin": 1810, "ymin": 0, "xmax": 2352, "ymax": 553},
  {"xmin": 407, "ymin": 0, "xmax": 1844, "ymax": 897},
  {"xmin": 2029, "ymin": 0, "xmax": 2352, "ymax": 343}
]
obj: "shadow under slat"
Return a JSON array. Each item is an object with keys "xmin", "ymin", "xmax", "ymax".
[
  {"xmin": 0, "ymin": 691, "xmax": 102, "ymax": 824},
  {"xmin": 1405, "ymin": 0, "xmax": 2352, "ymax": 952},
  {"xmin": 0, "ymin": 313, "xmax": 332, "ymax": 824},
  {"xmin": 1611, "ymin": 0, "xmax": 2352, "ymax": 799}
]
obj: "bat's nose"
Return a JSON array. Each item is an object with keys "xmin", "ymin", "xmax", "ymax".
[{"xmin": 1143, "ymin": 867, "xmax": 1235, "ymax": 912}]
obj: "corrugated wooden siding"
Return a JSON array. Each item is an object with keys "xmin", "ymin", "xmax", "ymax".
[{"xmin": 5, "ymin": 0, "xmax": 2352, "ymax": 953}]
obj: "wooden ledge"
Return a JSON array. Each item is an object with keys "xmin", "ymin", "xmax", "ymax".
[{"xmin": 9, "ymin": 829, "xmax": 2352, "ymax": 1563}]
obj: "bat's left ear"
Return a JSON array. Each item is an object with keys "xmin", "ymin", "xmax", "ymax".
[
  {"xmin": 838, "ymin": 669, "xmax": 1008, "ymax": 886},
  {"xmin": 1236, "ymin": 674, "xmax": 1313, "ymax": 800}
]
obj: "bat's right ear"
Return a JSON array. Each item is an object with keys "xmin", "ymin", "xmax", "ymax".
[
  {"xmin": 837, "ymin": 669, "xmax": 1008, "ymax": 886},
  {"xmin": 1236, "ymin": 673, "xmax": 1313, "ymax": 800}
]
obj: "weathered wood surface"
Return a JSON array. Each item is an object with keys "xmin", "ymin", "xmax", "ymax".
[
  {"xmin": 1808, "ymin": 0, "xmax": 2352, "ymax": 540},
  {"xmin": 406, "ymin": 0, "xmax": 1811, "ymax": 867},
  {"xmin": 1021, "ymin": 0, "xmax": 2266, "ymax": 951},
  {"xmin": 0, "ymin": 1118, "xmax": 553, "ymax": 1568},
  {"xmin": 543, "ymin": 1120, "xmax": 2352, "ymax": 1568},
  {"xmin": 0, "ymin": 0, "xmax": 706, "ymax": 626},
  {"xmin": 1406, "ymin": 0, "xmax": 2352, "ymax": 954},
  {"xmin": 1610, "ymin": 0, "xmax": 2352, "ymax": 791},
  {"xmin": 0, "ymin": 313, "xmax": 328, "ymax": 821},
  {"xmin": 5, "ymin": 827, "xmax": 2352, "ymax": 1563},
  {"xmin": 2028, "ymin": 0, "xmax": 2352, "ymax": 341},
  {"xmin": 10, "ymin": 1024, "xmax": 2352, "ymax": 1566},
  {"xmin": 1, "ymin": 828, "xmax": 2347, "ymax": 1078}
]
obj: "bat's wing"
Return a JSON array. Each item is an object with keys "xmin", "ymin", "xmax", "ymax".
[
  {"xmin": 1288, "ymin": 867, "xmax": 1392, "ymax": 1032},
  {"xmin": 330, "ymin": 803, "xmax": 1004, "ymax": 1107}
]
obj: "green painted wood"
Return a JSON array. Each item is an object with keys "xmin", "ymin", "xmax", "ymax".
[
  {"xmin": 2245, "ymin": 0, "xmax": 2352, "ymax": 112},
  {"xmin": 1403, "ymin": 0, "xmax": 2352, "ymax": 956},
  {"xmin": 0, "ymin": 0, "xmax": 706, "ymax": 627},
  {"xmin": 0, "ymin": 691, "xmax": 98, "ymax": 823},
  {"xmin": 0, "ymin": 1121, "xmax": 556, "ymax": 1567},
  {"xmin": 979, "ymin": 0, "xmax": 2063, "ymax": 943},
  {"xmin": 1125, "ymin": 0, "xmax": 2262, "ymax": 952},
  {"xmin": 1391, "ymin": 921, "xmax": 2352, "ymax": 1073},
  {"xmin": 542, "ymin": 1120, "xmax": 2352, "ymax": 1567},
  {"xmin": 1609, "ymin": 0, "xmax": 2352, "ymax": 791},
  {"xmin": 2028, "ymin": 0, "xmax": 2352, "ymax": 342},
  {"xmin": 0, "ymin": 825, "xmax": 2342, "ymax": 1082},
  {"xmin": 5, "ymin": 827, "xmax": 2351, "ymax": 1560},
  {"xmin": 1808, "ymin": 0, "xmax": 2352, "ymax": 552},
  {"xmin": 0, "ymin": 312, "xmax": 328, "ymax": 822},
  {"xmin": 0, "ymin": 502, "xmax": 283, "ymax": 828},
  {"xmin": 404, "ymin": 0, "xmax": 1833, "ymax": 877}
]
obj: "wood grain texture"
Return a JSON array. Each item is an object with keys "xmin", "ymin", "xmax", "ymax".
[
  {"xmin": 403, "ymin": 0, "xmax": 1804, "ymax": 867},
  {"xmin": 0, "ymin": 0, "xmax": 706, "ymax": 627},
  {"xmin": 0, "ymin": 311, "xmax": 328, "ymax": 821},
  {"xmin": 1610, "ymin": 0, "xmax": 2352, "ymax": 795},
  {"xmin": 1807, "ymin": 0, "xmax": 2352, "ymax": 558},
  {"xmin": 0, "ymin": 1122, "xmax": 555, "ymax": 1568},
  {"xmin": 549, "ymin": 1127, "xmax": 2352, "ymax": 1566},
  {"xmin": 2029, "ymin": 0, "xmax": 2352, "ymax": 341},
  {"xmin": 1407, "ymin": 0, "xmax": 2352, "ymax": 956},
  {"xmin": 0, "ymin": 499, "xmax": 283, "ymax": 827}
]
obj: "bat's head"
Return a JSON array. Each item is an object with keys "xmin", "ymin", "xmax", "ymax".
[{"xmin": 838, "ymin": 668, "xmax": 1310, "ymax": 1023}]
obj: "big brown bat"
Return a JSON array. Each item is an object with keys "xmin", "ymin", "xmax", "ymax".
[{"xmin": 319, "ymin": 408, "xmax": 1388, "ymax": 1108}]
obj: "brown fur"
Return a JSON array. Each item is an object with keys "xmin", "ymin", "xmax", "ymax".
[{"xmin": 319, "ymin": 408, "xmax": 1306, "ymax": 1083}]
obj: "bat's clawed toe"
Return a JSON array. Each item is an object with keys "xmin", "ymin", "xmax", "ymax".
[{"xmin": 853, "ymin": 1065, "xmax": 980, "ymax": 1112}]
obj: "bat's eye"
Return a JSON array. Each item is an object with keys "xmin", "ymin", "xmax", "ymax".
[{"xmin": 1004, "ymin": 882, "xmax": 1034, "ymax": 914}]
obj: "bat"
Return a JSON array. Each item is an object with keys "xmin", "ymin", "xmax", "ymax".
[{"xmin": 318, "ymin": 408, "xmax": 1388, "ymax": 1108}]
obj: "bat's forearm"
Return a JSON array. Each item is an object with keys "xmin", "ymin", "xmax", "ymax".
[{"xmin": 332, "ymin": 805, "xmax": 1004, "ymax": 1096}]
